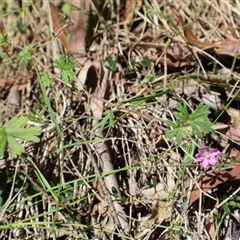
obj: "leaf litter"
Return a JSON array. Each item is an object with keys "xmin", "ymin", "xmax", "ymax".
[{"xmin": 1, "ymin": 1, "xmax": 240, "ymax": 240}]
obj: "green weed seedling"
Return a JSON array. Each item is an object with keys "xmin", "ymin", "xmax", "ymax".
[
  {"xmin": 166, "ymin": 102, "xmax": 214, "ymax": 144},
  {"xmin": 53, "ymin": 55, "xmax": 75, "ymax": 84}
]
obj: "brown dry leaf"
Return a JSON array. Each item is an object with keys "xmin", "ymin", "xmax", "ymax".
[
  {"xmin": 189, "ymin": 163, "xmax": 240, "ymax": 207},
  {"xmin": 91, "ymin": 200, "xmax": 115, "ymax": 238},
  {"xmin": 214, "ymin": 108, "xmax": 240, "ymax": 142},
  {"xmin": 150, "ymin": 44, "xmax": 195, "ymax": 68},
  {"xmin": 219, "ymin": 22, "xmax": 237, "ymax": 38},
  {"xmin": 175, "ymin": 14, "xmax": 240, "ymax": 59},
  {"xmin": 150, "ymin": 53, "xmax": 193, "ymax": 68},
  {"xmin": 69, "ymin": 0, "xmax": 91, "ymax": 66},
  {"xmin": 125, "ymin": 0, "xmax": 142, "ymax": 23},
  {"xmin": 166, "ymin": 43, "xmax": 183, "ymax": 61},
  {"xmin": 49, "ymin": 2, "xmax": 69, "ymax": 53},
  {"xmin": 214, "ymin": 40, "xmax": 240, "ymax": 58},
  {"xmin": 175, "ymin": 14, "xmax": 217, "ymax": 49},
  {"xmin": 223, "ymin": 126, "xmax": 240, "ymax": 142},
  {"xmin": 0, "ymin": 71, "xmax": 34, "ymax": 98},
  {"xmin": 141, "ymin": 172, "xmax": 174, "ymax": 225},
  {"xmin": 214, "ymin": 123, "xmax": 240, "ymax": 154}
]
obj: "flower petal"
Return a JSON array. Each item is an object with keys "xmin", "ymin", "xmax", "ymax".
[
  {"xmin": 200, "ymin": 159, "xmax": 209, "ymax": 168},
  {"xmin": 195, "ymin": 152, "xmax": 204, "ymax": 161},
  {"xmin": 208, "ymin": 156, "xmax": 218, "ymax": 165},
  {"xmin": 201, "ymin": 146, "xmax": 210, "ymax": 153},
  {"xmin": 209, "ymin": 148, "xmax": 219, "ymax": 156}
]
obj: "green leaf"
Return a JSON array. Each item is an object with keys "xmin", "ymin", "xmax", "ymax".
[
  {"xmin": 7, "ymin": 127, "xmax": 40, "ymax": 142},
  {"xmin": 191, "ymin": 120, "xmax": 213, "ymax": 134},
  {"xmin": 7, "ymin": 116, "xmax": 28, "ymax": 129},
  {"xmin": 7, "ymin": 116, "xmax": 40, "ymax": 142},
  {"xmin": 111, "ymin": 186, "xmax": 118, "ymax": 197},
  {"xmin": 176, "ymin": 103, "xmax": 189, "ymax": 117},
  {"xmin": 54, "ymin": 55, "xmax": 75, "ymax": 70},
  {"xmin": 40, "ymin": 71, "xmax": 51, "ymax": 88},
  {"xmin": 62, "ymin": 69, "xmax": 75, "ymax": 83},
  {"xmin": 106, "ymin": 56, "xmax": 117, "ymax": 72},
  {"xmin": 18, "ymin": 44, "xmax": 34, "ymax": 65},
  {"xmin": 190, "ymin": 122, "xmax": 202, "ymax": 138},
  {"xmin": 97, "ymin": 110, "xmax": 115, "ymax": 131},
  {"xmin": 189, "ymin": 103, "xmax": 210, "ymax": 121},
  {"xmin": 7, "ymin": 135, "xmax": 25, "ymax": 158},
  {"xmin": 19, "ymin": 23, "xmax": 27, "ymax": 34},
  {"xmin": 142, "ymin": 56, "xmax": 151, "ymax": 68},
  {"xmin": 166, "ymin": 102, "xmax": 214, "ymax": 142},
  {"xmin": 176, "ymin": 128, "xmax": 184, "ymax": 144},
  {"xmin": 174, "ymin": 111, "xmax": 189, "ymax": 121},
  {"xmin": 165, "ymin": 129, "xmax": 178, "ymax": 139},
  {"xmin": 183, "ymin": 141, "xmax": 196, "ymax": 164},
  {"xmin": 222, "ymin": 204, "xmax": 230, "ymax": 215},
  {"xmin": 2, "ymin": 116, "xmax": 41, "ymax": 158},
  {"xmin": 145, "ymin": 74, "xmax": 155, "ymax": 82},
  {"xmin": 61, "ymin": 2, "xmax": 71, "ymax": 15},
  {"xmin": 53, "ymin": 55, "xmax": 75, "ymax": 84},
  {"xmin": 166, "ymin": 120, "xmax": 179, "ymax": 128},
  {"xmin": 0, "ymin": 128, "xmax": 7, "ymax": 157}
]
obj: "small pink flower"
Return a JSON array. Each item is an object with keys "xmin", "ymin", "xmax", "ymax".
[{"xmin": 195, "ymin": 146, "xmax": 219, "ymax": 168}]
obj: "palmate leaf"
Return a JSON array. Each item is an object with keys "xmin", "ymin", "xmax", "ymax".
[
  {"xmin": 191, "ymin": 120, "xmax": 213, "ymax": 134},
  {"xmin": 7, "ymin": 135, "xmax": 25, "ymax": 158},
  {"xmin": 166, "ymin": 120, "xmax": 180, "ymax": 128},
  {"xmin": 189, "ymin": 103, "xmax": 211, "ymax": 121},
  {"xmin": 0, "ymin": 116, "xmax": 41, "ymax": 157},
  {"xmin": 166, "ymin": 126, "xmax": 188, "ymax": 145},
  {"xmin": 7, "ymin": 116, "xmax": 28, "ymax": 129},
  {"xmin": 189, "ymin": 122, "xmax": 202, "ymax": 138},
  {"xmin": 7, "ymin": 127, "xmax": 41, "ymax": 142},
  {"xmin": 53, "ymin": 55, "xmax": 75, "ymax": 84},
  {"xmin": 176, "ymin": 103, "xmax": 189, "ymax": 117},
  {"xmin": 165, "ymin": 128, "xmax": 179, "ymax": 139},
  {"xmin": 62, "ymin": 69, "xmax": 75, "ymax": 83},
  {"xmin": 6, "ymin": 117, "xmax": 41, "ymax": 142},
  {"xmin": 174, "ymin": 111, "xmax": 189, "ymax": 121}
]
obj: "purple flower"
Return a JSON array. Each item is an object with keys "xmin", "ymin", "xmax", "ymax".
[{"xmin": 195, "ymin": 146, "xmax": 219, "ymax": 168}]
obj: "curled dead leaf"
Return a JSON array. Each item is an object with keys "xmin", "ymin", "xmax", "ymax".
[
  {"xmin": 75, "ymin": 65, "xmax": 98, "ymax": 92},
  {"xmin": 175, "ymin": 14, "xmax": 240, "ymax": 59},
  {"xmin": 49, "ymin": 2, "xmax": 69, "ymax": 53},
  {"xmin": 189, "ymin": 163, "xmax": 240, "ymax": 207},
  {"xmin": 214, "ymin": 40, "xmax": 240, "ymax": 58}
]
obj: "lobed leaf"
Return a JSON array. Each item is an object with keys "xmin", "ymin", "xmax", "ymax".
[
  {"xmin": 7, "ymin": 135, "xmax": 25, "ymax": 158},
  {"xmin": 189, "ymin": 103, "xmax": 211, "ymax": 121},
  {"xmin": 7, "ymin": 116, "xmax": 28, "ymax": 129}
]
